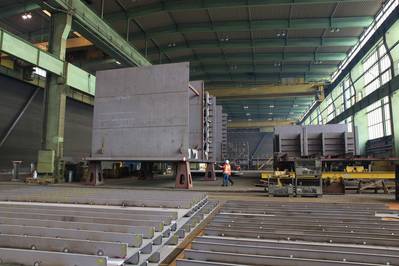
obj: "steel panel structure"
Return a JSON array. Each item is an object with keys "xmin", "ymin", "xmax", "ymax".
[
  {"xmin": 91, "ymin": 63, "xmax": 190, "ymax": 161},
  {"xmin": 274, "ymin": 124, "xmax": 357, "ymax": 158},
  {"xmin": 189, "ymin": 81, "xmax": 206, "ymax": 160}
]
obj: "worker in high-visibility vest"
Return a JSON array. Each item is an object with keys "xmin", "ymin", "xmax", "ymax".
[{"xmin": 221, "ymin": 160, "xmax": 232, "ymax": 186}]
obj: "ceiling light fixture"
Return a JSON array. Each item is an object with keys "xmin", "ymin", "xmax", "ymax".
[
  {"xmin": 243, "ymin": 106, "xmax": 249, "ymax": 109},
  {"xmin": 269, "ymin": 105, "xmax": 275, "ymax": 108},
  {"xmin": 220, "ymin": 36, "xmax": 230, "ymax": 42},
  {"xmin": 276, "ymin": 31, "xmax": 286, "ymax": 38},
  {"xmin": 22, "ymin": 12, "xmax": 32, "ymax": 20}
]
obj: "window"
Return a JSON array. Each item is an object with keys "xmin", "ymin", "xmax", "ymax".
[
  {"xmin": 367, "ymin": 96, "xmax": 391, "ymax": 140},
  {"xmin": 363, "ymin": 43, "xmax": 392, "ymax": 96},
  {"xmin": 346, "ymin": 116, "xmax": 353, "ymax": 133},
  {"xmin": 343, "ymin": 78, "xmax": 356, "ymax": 109}
]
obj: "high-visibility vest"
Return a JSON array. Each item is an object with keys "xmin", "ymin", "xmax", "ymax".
[{"xmin": 223, "ymin": 163, "xmax": 231, "ymax": 175}]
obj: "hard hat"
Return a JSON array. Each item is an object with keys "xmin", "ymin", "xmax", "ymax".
[{"xmin": 225, "ymin": 160, "xmax": 230, "ymax": 164}]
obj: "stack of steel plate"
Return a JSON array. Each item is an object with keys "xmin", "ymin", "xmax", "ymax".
[
  {"xmin": 0, "ymin": 186, "xmax": 218, "ymax": 266},
  {"xmin": 178, "ymin": 200, "xmax": 399, "ymax": 266}
]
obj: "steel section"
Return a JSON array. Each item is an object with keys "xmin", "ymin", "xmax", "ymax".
[
  {"xmin": 0, "ymin": 186, "xmax": 206, "ymax": 208},
  {"xmin": 191, "ymin": 241, "xmax": 399, "ymax": 265},
  {"xmin": 0, "ymin": 205, "xmax": 173, "ymax": 224},
  {"xmin": 0, "ymin": 202, "xmax": 178, "ymax": 219},
  {"xmin": 0, "ymin": 217, "xmax": 154, "ymax": 238},
  {"xmin": 189, "ymin": 80, "xmax": 205, "ymax": 160},
  {"xmin": 0, "ymin": 234, "xmax": 128, "ymax": 258},
  {"xmin": 91, "ymin": 63, "xmax": 190, "ymax": 161},
  {"xmin": 0, "ymin": 247, "xmax": 107, "ymax": 266},
  {"xmin": 178, "ymin": 200, "xmax": 399, "ymax": 266},
  {"xmin": 0, "ymin": 210, "xmax": 164, "ymax": 231},
  {"xmin": 0, "ymin": 224, "xmax": 142, "ymax": 247},
  {"xmin": 183, "ymin": 249, "xmax": 370, "ymax": 266}
]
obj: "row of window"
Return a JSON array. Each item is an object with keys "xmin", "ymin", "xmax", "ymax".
[{"xmin": 304, "ymin": 42, "xmax": 394, "ymax": 140}]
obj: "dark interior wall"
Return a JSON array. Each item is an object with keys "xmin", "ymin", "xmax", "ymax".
[{"xmin": 0, "ymin": 75, "xmax": 93, "ymax": 170}]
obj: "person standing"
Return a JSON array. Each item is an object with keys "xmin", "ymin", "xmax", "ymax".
[{"xmin": 222, "ymin": 160, "xmax": 232, "ymax": 186}]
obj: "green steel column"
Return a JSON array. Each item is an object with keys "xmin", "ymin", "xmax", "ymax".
[
  {"xmin": 391, "ymin": 90, "xmax": 399, "ymax": 156},
  {"xmin": 40, "ymin": 12, "xmax": 72, "ymax": 180},
  {"xmin": 353, "ymin": 108, "xmax": 369, "ymax": 155}
]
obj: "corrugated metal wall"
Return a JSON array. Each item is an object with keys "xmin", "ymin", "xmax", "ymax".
[{"xmin": 0, "ymin": 75, "xmax": 93, "ymax": 170}]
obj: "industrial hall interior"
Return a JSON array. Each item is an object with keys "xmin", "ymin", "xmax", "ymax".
[{"xmin": 1, "ymin": 0, "xmax": 399, "ymax": 265}]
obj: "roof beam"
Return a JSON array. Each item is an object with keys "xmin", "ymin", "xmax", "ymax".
[
  {"xmin": 173, "ymin": 52, "xmax": 346, "ymax": 63},
  {"xmin": 106, "ymin": 0, "xmax": 372, "ymax": 20},
  {"xmin": 130, "ymin": 17, "xmax": 373, "ymax": 40},
  {"xmin": 206, "ymin": 83, "xmax": 320, "ymax": 99},
  {"xmin": 145, "ymin": 37, "xmax": 358, "ymax": 55},
  {"xmin": 41, "ymin": 0, "xmax": 150, "ymax": 67},
  {"xmin": 228, "ymin": 119, "xmax": 295, "ymax": 128},
  {"xmin": 193, "ymin": 64, "xmax": 337, "ymax": 74},
  {"xmin": 194, "ymin": 73, "xmax": 330, "ymax": 83}
]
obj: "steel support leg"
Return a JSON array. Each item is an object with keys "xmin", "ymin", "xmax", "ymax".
[
  {"xmin": 176, "ymin": 161, "xmax": 193, "ymax": 189},
  {"xmin": 204, "ymin": 163, "xmax": 216, "ymax": 181},
  {"xmin": 39, "ymin": 12, "xmax": 71, "ymax": 181},
  {"xmin": 87, "ymin": 161, "xmax": 104, "ymax": 186}
]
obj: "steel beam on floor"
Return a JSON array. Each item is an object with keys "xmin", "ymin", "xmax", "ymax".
[
  {"xmin": 204, "ymin": 227, "xmax": 399, "ymax": 247},
  {"xmin": 216, "ymin": 213, "xmax": 399, "ymax": 227},
  {"xmin": 0, "ymin": 217, "xmax": 154, "ymax": 238},
  {"xmin": 0, "ymin": 247, "xmax": 107, "ymax": 266},
  {"xmin": 0, "ymin": 224, "xmax": 142, "ymax": 247},
  {"xmin": 207, "ymin": 223, "xmax": 398, "ymax": 239},
  {"xmin": 0, "ymin": 196, "xmax": 195, "ymax": 208},
  {"xmin": 177, "ymin": 259, "xmax": 246, "ymax": 266},
  {"xmin": 219, "ymin": 208, "xmax": 385, "ymax": 219},
  {"xmin": 183, "ymin": 249, "xmax": 373, "ymax": 266},
  {"xmin": 0, "ymin": 234, "xmax": 127, "ymax": 258},
  {"xmin": 0, "ymin": 210, "xmax": 164, "ymax": 231},
  {"xmin": 190, "ymin": 241, "xmax": 399, "ymax": 265},
  {"xmin": 0, "ymin": 205, "xmax": 173, "ymax": 225},
  {"xmin": 0, "ymin": 202, "xmax": 179, "ymax": 219},
  {"xmin": 194, "ymin": 236, "xmax": 399, "ymax": 256},
  {"xmin": 209, "ymin": 219, "xmax": 399, "ymax": 235}
]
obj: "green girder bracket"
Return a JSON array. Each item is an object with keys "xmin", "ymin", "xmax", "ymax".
[{"xmin": 0, "ymin": 27, "xmax": 96, "ymax": 96}]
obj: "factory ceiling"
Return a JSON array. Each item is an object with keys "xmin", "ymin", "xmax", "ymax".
[{"xmin": 0, "ymin": 0, "xmax": 386, "ymax": 124}]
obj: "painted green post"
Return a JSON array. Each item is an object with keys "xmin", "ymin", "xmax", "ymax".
[
  {"xmin": 39, "ymin": 12, "xmax": 72, "ymax": 181},
  {"xmin": 353, "ymin": 108, "xmax": 369, "ymax": 155},
  {"xmin": 391, "ymin": 91, "xmax": 399, "ymax": 157}
]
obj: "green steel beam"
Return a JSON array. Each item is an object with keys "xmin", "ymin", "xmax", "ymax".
[
  {"xmin": 105, "ymin": 0, "xmax": 373, "ymax": 20},
  {"xmin": 42, "ymin": 0, "xmax": 151, "ymax": 67},
  {"xmin": 172, "ymin": 52, "xmax": 346, "ymax": 63},
  {"xmin": 193, "ymin": 73, "xmax": 330, "ymax": 82},
  {"xmin": 0, "ymin": 2, "xmax": 40, "ymax": 19},
  {"xmin": 0, "ymin": 27, "xmax": 96, "ymax": 95},
  {"xmin": 131, "ymin": 17, "xmax": 373, "ymax": 40},
  {"xmin": 146, "ymin": 37, "xmax": 358, "ymax": 55},
  {"xmin": 192, "ymin": 64, "xmax": 337, "ymax": 74}
]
